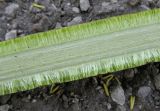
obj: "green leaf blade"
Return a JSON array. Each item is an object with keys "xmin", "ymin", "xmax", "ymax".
[{"xmin": 0, "ymin": 9, "xmax": 160, "ymax": 95}]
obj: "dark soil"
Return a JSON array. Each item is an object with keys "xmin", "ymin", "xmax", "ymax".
[{"xmin": 0, "ymin": 0, "xmax": 160, "ymax": 111}]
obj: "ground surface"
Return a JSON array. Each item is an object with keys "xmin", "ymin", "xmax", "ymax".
[{"xmin": 0, "ymin": 0, "xmax": 160, "ymax": 111}]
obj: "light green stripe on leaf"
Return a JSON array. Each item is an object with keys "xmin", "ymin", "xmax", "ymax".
[{"xmin": 0, "ymin": 9, "xmax": 160, "ymax": 95}]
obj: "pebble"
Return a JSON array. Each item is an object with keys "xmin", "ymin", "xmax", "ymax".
[
  {"xmin": 0, "ymin": 95, "xmax": 11, "ymax": 104},
  {"xmin": 62, "ymin": 94, "xmax": 68, "ymax": 102},
  {"xmin": 0, "ymin": 104, "xmax": 10, "ymax": 111},
  {"xmin": 154, "ymin": 74, "xmax": 160, "ymax": 90},
  {"xmin": 67, "ymin": 16, "xmax": 82, "ymax": 26},
  {"xmin": 137, "ymin": 86, "xmax": 152, "ymax": 98},
  {"xmin": 5, "ymin": 30, "xmax": 17, "ymax": 40},
  {"xmin": 124, "ymin": 69, "xmax": 135, "ymax": 80},
  {"xmin": 70, "ymin": 98, "xmax": 80, "ymax": 111},
  {"xmin": 111, "ymin": 0, "xmax": 118, "ymax": 3},
  {"xmin": 111, "ymin": 85, "xmax": 125, "ymax": 105},
  {"xmin": 31, "ymin": 15, "xmax": 50, "ymax": 32},
  {"xmin": 128, "ymin": 0, "xmax": 140, "ymax": 6},
  {"xmin": 140, "ymin": 5, "xmax": 150, "ymax": 10},
  {"xmin": 62, "ymin": 95, "xmax": 69, "ymax": 109},
  {"xmin": 70, "ymin": 102, "xmax": 80, "ymax": 111},
  {"xmin": 106, "ymin": 103, "xmax": 112, "ymax": 110},
  {"xmin": 116, "ymin": 105, "xmax": 126, "ymax": 111},
  {"xmin": 157, "ymin": 0, "xmax": 160, "ymax": 7},
  {"xmin": 63, "ymin": 2, "xmax": 72, "ymax": 12},
  {"xmin": 34, "ymin": 0, "xmax": 50, "ymax": 6},
  {"xmin": 80, "ymin": 0, "xmax": 90, "ymax": 11},
  {"xmin": 32, "ymin": 99, "xmax": 37, "ymax": 103},
  {"xmin": 92, "ymin": 77, "xmax": 98, "ymax": 86},
  {"xmin": 72, "ymin": 7, "xmax": 80, "ymax": 13},
  {"xmin": 100, "ymin": 2, "xmax": 114, "ymax": 13},
  {"xmin": 5, "ymin": 3, "xmax": 19, "ymax": 16},
  {"xmin": 55, "ymin": 22, "xmax": 62, "ymax": 29},
  {"xmin": 29, "ymin": 5, "xmax": 43, "ymax": 13},
  {"xmin": 141, "ymin": 0, "xmax": 153, "ymax": 6}
]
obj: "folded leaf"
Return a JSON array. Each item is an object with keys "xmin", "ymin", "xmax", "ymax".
[{"xmin": 0, "ymin": 9, "xmax": 160, "ymax": 95}]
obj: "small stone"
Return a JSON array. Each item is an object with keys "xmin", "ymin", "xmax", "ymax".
[
  {"xmin": 141, "ymin": 0, "xmax": 153, "ymax": 6},
  {"xmin": 111, "ymin": 85, "xmax": 125, "ymax": 105},
  {"xmin": 51, "ymin": 4, "xmax": 57, "ymax": 10},
  {"xmin": 70, "ymin": 98, "xmax": 80, "ymax": 111},
  {"xmin": 80, "ymin": 0, "xmax": 90, "ymax": 11},
  {"xmin": 63, "ymin": 2, "xmax": 72, "ymax": 12},
  {"xmin": 0, "ymin": 95, "xmax": 11, "ymax": 104},
  {"xmin": 72, "ymin": 7, "xmax": 80, "ymax": 13},
  {"xmin": 67, "ymin": 16, "xmax": 82, "ymax": 26},
  {"xmin": 12, "ymin": 23, "xmax": 18, "ymax": 29},
  {"xmin": 32, "ymin": 99, "xmax": 37, "ymax": 103},
  {"xmin": 92, "ymin": 77, "xmax": 98, "ymax": 86},
  {"xmin": 62, "ymin": 95, "xmax": 68, "ymax": 102},
  {"xmin": 102, "ymin": 2, "xmax": 110, "ymax": 7},
  {"xmin": 62, "ymin": 95, "xmax": 69, "ymax": 109},
  {"xmin": 63, "ymin": 101, "xmax": 69, "ymax": 109},
  {"xmin": 111, "ymin": 0, "xmax": 118, "ymax": 3},
  {"xmin": 116, "ymin": 105, "xmax": 126, "ymax": 111},
  {"xmin": 128, "ymin": 0, "xmax": 140, "ymax": 6},
  {"xmin": 34, "ymin": 0, "xmax": 50, "ymax": 6},
  {"xmin": 72, "ymin": 98, "xmax": 79, "ymax": 103},
  {"xmin": 31, "ymin": 15, "xmax": 50, "ymax": 32},
  {"xmin": 29, "ymin": 5, "xmax": 43, "ymax": 13},
  {"xmin": 154, "ymin": 74, "xmax": 160, "ymax": 90},
  {"xmin": 140, "ymin": 5, "xmax": 150, "ymax": 10},
  {"xmin": 31, "ymin": 23, "xmax": 43, "ymax": 32},
  {"xmin": 157, "ymin": 0, "xmax": 160, "ymax": 7},
  {"xmin": 71, "ymin": 103, "xmax": 80, "ymax": 111},
  {"xmin": 27, "ymin": 95, "xmax": 31, "ymax": 100},
  {"xmin": 0, "ymin": 104, "xmax": 10, "ymax": 111},
  {"xmin": 106, "ymin": 103, "xmax": 112, "ymax": 110},
  {"xmin": 22, "ymin": 97, "xmax": 30, "ymax": 103},
  {"xmin": 5, "ymin": 30, "xmax": 17, "ymax": 40},
  {"xmin": 100, "ymin": 2, "xmax": 114, "ymax": 13},
  {"xmin": 137, "ymin": 86, "xmax": 152, "ymax": 98},
  {"xmin": 55, "ymin": 22, "xmax": 62, "ymax": 29},
  {"xmin": 5, "ymin": 3, "xmax": 19, "ymax": 16},
  {"xmin": 124, "ymin": 69, "xmax": 134, "ymax": 80}
]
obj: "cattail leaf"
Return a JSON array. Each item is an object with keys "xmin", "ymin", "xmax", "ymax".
[{"xmin": 0, "ymin": 9, "xmax": 160, "ymax": 95}]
